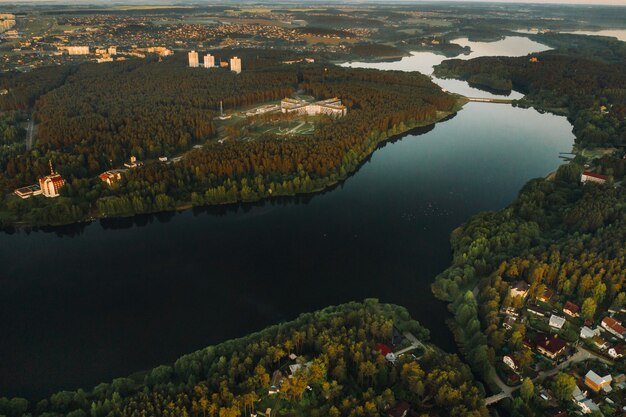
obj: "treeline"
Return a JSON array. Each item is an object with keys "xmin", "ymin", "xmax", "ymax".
[
  {"xmin": 0, "ymin": 62, "xmax": 458, "ymax": 226},
  {"xmin": 434, "ymin": 39, "xmax": 626, "ymax": 148},
  {"xmin": 0, "ymin": 300, "xmax": 487, "ymax": 417},
  {"xmin": 432, "ymin": 161, "xmax": 626, "ymax": 385}
]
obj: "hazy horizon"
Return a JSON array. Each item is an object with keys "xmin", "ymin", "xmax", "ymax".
[{"xmin": 1, "ymin": 0, "xmax": 625, "ymax": 6}]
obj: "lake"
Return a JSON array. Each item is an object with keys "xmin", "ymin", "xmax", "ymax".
[
  {"xmin": 0, "ymin": 37, "xmax": 574, "ymax": 399},
  {"xmin": 342, "ymin": 36, "xmax": 551, "ymax": 99}
]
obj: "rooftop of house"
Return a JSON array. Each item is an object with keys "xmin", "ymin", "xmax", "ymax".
[
  {"xmin": 536, "ymin": 333, "xmax": 567, "ymax": 354},
  {"xmin": 563, "ymin": 301, "xmax": 580, "ymax": 314}
]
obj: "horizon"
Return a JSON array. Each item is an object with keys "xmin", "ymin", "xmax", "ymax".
[{"xmin": 1, "ymin": 0, "xmax": 626, "ymax": 6}]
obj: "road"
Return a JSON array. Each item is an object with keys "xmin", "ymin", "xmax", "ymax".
[
  {"xmin": 484, "ymin": 345, "xmax": 613, "ymax": 406},
  {"xmin": 25, "ymin": 117, "xmax": 35, "ymax": 150}
]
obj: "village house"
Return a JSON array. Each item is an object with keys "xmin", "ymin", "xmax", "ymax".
[
  {"xmin": 527, "ymin": 305, "xmax": 548, "ymax": 317},
  {"xmin": 510, "ymin": 281, "xmax": 529, "ymax": 299},
  {"xmin": 602, "ymin": 317, "xmax": 626, "ymax": 340},
  {"xmin": 592, "ymin": 335, "xmax": 608, "ymax": 350},
  {"xmin": 563, "ymin": 301, "xmax": 580, "ymax": 318},
  {"xmin": 581, "ymin": 171, "xmax": 608, "ymax": 184},
  {"xmin": 503, "ymin": 315, "xmax": 517, "ymax": 330},
  {"xmin": 584, "ymin": 370, "xmax": 612, "ymax": 393},
  {"xmin": 386, "ymin": 402, "xmax": 410, "ymax": 417},
  {"xmin": 503, "ymin": 355, "xmax": 519, "ymax": 371},
  {"xmin": 539, "ymin": 288, "xmax": 556, "ymax": 303},
  {"xmin": 549, "ymin": 314, "xmax": 566, "ymax": 330},
  {"xmin": 580, "ymin": 326, "xmax": 600, "ymax": 339},
  {"xmin": 608, "ymin": 345, "xmax": 624, "ymax": 359},
  {"xmin": 99, "ymin": 169, "xmax": 126, "ymax": 186},
  {"xmin": 536, "ymin": 334, "xmax": 567, "ymax": 359}
]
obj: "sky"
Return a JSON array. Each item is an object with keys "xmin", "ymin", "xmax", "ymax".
[{"xmin": 1, "ymin": 0, "xmax": 625, "ymax": 5}]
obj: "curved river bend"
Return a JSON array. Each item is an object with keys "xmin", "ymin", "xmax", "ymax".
[{"xmin": 0, "ymin": 37, "xmax": 574, "ymax": 398}]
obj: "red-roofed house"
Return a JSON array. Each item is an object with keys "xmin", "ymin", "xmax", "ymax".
[
  {"xmin": 581, "ymin": 171, "xmax": 608, "ymax": 184},
  {"xmin": 376, "ymin": 343, "xmax": 392, "ymax": 356},
  {"xmin": 536, "ymin": 334, "xmax": 567, "ymax": 359},
  {"xmin": 563, "ymin": 301, "xmax": 580, "ymax": 318},
  {"xmin": 602, "ymin": 317, "xmax": 626, "ymax": 340}
]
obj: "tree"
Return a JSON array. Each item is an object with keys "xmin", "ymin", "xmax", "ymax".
[
  {"xmin": 520, "ymin": 378, "xmax": 534, "ymax": 401},
  {"xmin": 581, "ymin": 297, "xmax": 597, "ymax": 320},
  {"xmin": 553, "ymin": 372, "xmax": 576, "ymax": 401}
]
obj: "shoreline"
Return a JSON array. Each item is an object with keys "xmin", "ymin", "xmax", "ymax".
[{"xmin": 3, "ymin": 97, "xmax": 468, "ymax": 231}]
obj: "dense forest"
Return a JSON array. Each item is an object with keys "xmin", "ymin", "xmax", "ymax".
[
  {"xmin": 432, "ymin": 161, "xmax": 626, "ymax": 396},
  {"xmin": 0, "ymin": 300, "xmax": 487, "ymax": 417},
  {"xmin": 0, "ymin": 54, "xmax": 458, "ymax": 226},
  {"xmin": 434, "ymin": 36, "xmax": 626, "ymax": 148}
]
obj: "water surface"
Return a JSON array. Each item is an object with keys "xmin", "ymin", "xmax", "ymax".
[
  {"xmin": 342, "ymin": 36, "xmax": 551, "ymax": 99},
  {"xmin": 0, "ymin": 103, "xmax": 574, "ymax": 399}
]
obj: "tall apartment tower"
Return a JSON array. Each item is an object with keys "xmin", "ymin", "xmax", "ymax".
[
  {"xmin": 203, "ymin": 54, "xmax": 215, "ymax": 69},
  {"xmin": 229, "ymin": 56, "xmax": 241, "ymax": 74},
  {"xmin": 188, "ymin": 51, "xmax": 199, "ymax": 68}
]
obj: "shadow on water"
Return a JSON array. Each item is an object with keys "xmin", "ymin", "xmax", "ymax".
[{"xmin": 10, "ymin": 119, "xmax": 443, "ymax": 236}]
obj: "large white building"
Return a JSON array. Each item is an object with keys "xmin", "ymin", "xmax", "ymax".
[
  {"xmin": 188, "ymin": 50, "xmax": 199, "ymax": 68},
  {"xmin": 61, "ymin": 46, "xmax": 90, "ymax": 55},
  {"xmin": 230, "ymin": 56, "xmax": 241, "ymax": 74},
  {"xmin": 280, "ymin": 97, "xmax": 347, "ymax": 117},
  {"xmin": 204, "ymin": 54, "xmax": 215, "ymax": 68}
]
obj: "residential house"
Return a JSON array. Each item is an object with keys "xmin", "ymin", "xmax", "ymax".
[
  {"xmin": 549, "ymin": 314, "xmax": 566, "ymax": 330},
  {"xmin": 503, "ymin": 315, "xmax": 517, "ymax": 330},
  {"xmin": 585, "ymin": 370, "xmax": 612, "ymax": 393},
  {"xmin": 608, "ymin": 345, "xmax": 624, "ymax": 359},
  {"xmin": 536, "ymin": 334, "xmax": 567, "ymax": 359},
  {"xmin": 572, "ymin": 386, "xmax": 600, "ymax": 414},
  {"xmin": 580, "ymin": 326, "xmax": 599, "ymax": 339},
  {"xmin": 539, "ymin": 288, "xmax": 555, "ymax": 302},
  {"xmin": 563, "ymin": 301, "xmax": 580, "ymax": 318},
  {"xmin": 602, "ymin": 317, "xmax": 626, "ymax": 340},
  {"xmin": 503, "ymin": 355, "xmax": 519, "ymax": 371},
  {"xmin": 510, "ymin": 281, "xmax": 529, "ymax": 299},
  {"xmin": 581, "ymin": 171, "xmax": 608, "ymax": 185},
  {"xmin": 527, "ymin": 305, "xmax": 548, "ymax": 317},
  {"xmin": 592, "ymin": 335, "xmax": 608, "ymax": 350}
]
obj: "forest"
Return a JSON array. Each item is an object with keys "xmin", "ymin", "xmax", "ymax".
[
  {"xmin": 0, "ymin": 300, "xmax": 487, "ymax": 417},
  {"xmin": 432, "ymin": 159, "xmax": 626, "ymax": 412},
  {"xmin": 434, "ymin": 35, "xmax": 626, "ymax": 149},
  {"xmin": 0, "ymin": 54, "xmax": 458, "ymax": 227}
]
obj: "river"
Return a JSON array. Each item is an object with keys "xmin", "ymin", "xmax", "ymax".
[{"xmin": 0, "ymin": 36, "xmax": 574, "ymax": 399}]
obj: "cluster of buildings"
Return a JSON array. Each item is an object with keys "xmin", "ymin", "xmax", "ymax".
[
  {"xmin": 571, "ymin": 370, "xmax": 625, "ymax": 414},
  {"xmin": 280, "ymin": 97, "xmax": 347, "ymax": 117},
  {"xmin": 0, "ymin": 13, "xmax": 15, "ymax": 32},
  {"xmin": 499, "ymin": 278, "xmax": 626, "ymax": 411},
  {"xmin": 14, "ymin": 161, "xmax": 65, "ymax": 199},
  {"xmin": 13, "ymin": 156, "xmax": 148, "ymax": 200},
  {"xmin": 188, "ymin": 51, "xmax": 241, "ymax": 73}
]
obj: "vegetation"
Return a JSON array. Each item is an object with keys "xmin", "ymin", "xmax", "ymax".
[
  {"xmin": 432, "ymin": 161, "xmax": 626, "ymax": 384},
  {"xmin": 434, "ymin": 36, "xmax": 626, "ymax": 148},
  {"xmin": 0, "ymin": 300, "xmax": 487, "ymax": 417},
  {"xmin": 0, "ymin": 55, "xmax": 458, "ymax": 227}
]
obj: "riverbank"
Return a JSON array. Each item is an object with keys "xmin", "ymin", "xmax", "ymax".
[{"xmin": 2, "ymin": 97, "xmax": 468, "ymax": 230}]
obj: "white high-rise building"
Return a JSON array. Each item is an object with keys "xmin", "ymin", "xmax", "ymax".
[
  {"xmin": 188, "ymin": 50, "xmax": 199, "ymax": 68},
  {"xmin": 204, "ymin": 54, "xmax": 215, "ymax": 69},
  {"xmin": 230, "ymin": 56, "xmax": 241, "ymax": 74}
]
